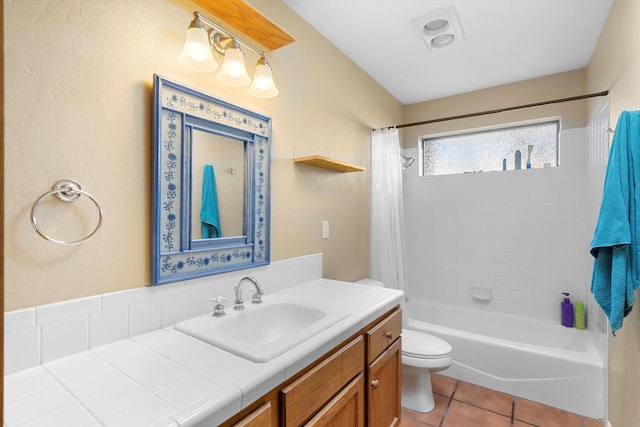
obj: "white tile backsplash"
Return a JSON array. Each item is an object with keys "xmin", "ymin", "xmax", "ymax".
[
  {"xmin": 89, "ymin": 307, "xmax": 129, "ymax": 348},
  {"xmin": 41, "ymin": 315, "xmax": 89, "ymax": 363},
  {"xmin": 188, "ymin": 282, "xmax": 216, "ymax": 318},
  {"xmin": 102, "ymin": 287, "xmax": 154, "ymax": 311},
  {"xmin": 36, "ymin": 296, "xmax": 101, "ymax": 325},
  {"xmin": 265, "ymin": 253, "xmax": 324, "ymax": 293},
  {"xmin": 161, "ymin": 292, "xmax": 190, "ymax": 327},
  {"xmin": 5, "ymin": 308, "xmax": 36, "ymax": 332},
  {"xmin": 5, "ymin": 327, "xmax": 41, "ymax": 374},
  {"xmin": 129, "ymin": 299, "xmax": 163, "ymax": 337},
  {"xmin": 4, "ymin": 254, "xmax": 324, "ymax": 375}
]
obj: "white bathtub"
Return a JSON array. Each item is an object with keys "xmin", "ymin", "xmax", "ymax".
[{"xmin": 406, "ymin": 300, "xmax": 605, "ymax": 420}]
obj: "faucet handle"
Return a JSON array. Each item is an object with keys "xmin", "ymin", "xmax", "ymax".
[
  {"xmin": 252, "ymin": 292, "xmax": 263, "ymax": 304},
  {"xmin": 251, "ymin": 281, "xmax": 264, "ymax": 304},
  {"xmin": 211, "ymin": 296, "xmax": 227, "ymax": 317}
]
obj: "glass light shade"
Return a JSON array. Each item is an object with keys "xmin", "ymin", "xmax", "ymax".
[
  {"xmin": 216, "ymin": 48, "xmax": 251, "ymax": 87},
  {"xmin": 177, "ymin": 27, "xmax": 218, "ymax": 72},
  {"xmin": 248, "ymin": 63, "xmax": 279, "ymax": 98}
]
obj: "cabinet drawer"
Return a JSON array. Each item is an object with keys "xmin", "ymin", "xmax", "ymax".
[
  {"xmin": 304, "ymin": 374, "xmax": 364, "ymax": 427},
  {"xmin": 281, "ymin": 336, "xmax": 364, "ymax": 426},
  {"xmin": 366, "ymin": 309, "xmax": 402, "ymax": 363}
]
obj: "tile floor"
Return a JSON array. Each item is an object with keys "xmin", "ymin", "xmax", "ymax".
[{"xmin": 401, "ymin": 374, "xmax": 605, "ymax": 427}]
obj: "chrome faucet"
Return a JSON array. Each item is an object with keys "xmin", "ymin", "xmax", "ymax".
[{"xmin": 233, "ymin": 276, "xmax": 264, "ymax": 310}]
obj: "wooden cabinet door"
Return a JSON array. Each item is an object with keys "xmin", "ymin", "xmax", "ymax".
[
  {"xmin": 304, "ymin": 374, "xmax": 365, "ymax": 427},
  {"xmin": 231, "ymin": 402, "xmax": 273, "ymax": 427},
  {"xmin": 281, "ymin": 336, "xmax": 364, "ymax": 426},
  {"xmin": 367, "ymin": 338, "xmax": 402, "ymax": 427}
]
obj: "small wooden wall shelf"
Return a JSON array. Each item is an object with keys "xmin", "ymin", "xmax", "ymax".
[
  {"xmin": 294, "ymin": 155, "xmax": 366, "ymax": 173},
  {"xmin": 193, "ymin": 0, "xmax": 295, "ymax": 50}
]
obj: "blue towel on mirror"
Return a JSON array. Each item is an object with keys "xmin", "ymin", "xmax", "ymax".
[
  {"xmin": 590, "ymin": 110, "xmax": 640, "ymax": 334},
  {"xmin": 201, "ymin": 164, "xmax": 222, "ymax": 238}
]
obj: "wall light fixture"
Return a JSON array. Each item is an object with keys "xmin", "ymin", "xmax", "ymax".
[{"xmin": 178, "ymin": 11, "xmax": 279, "ymax": 98}]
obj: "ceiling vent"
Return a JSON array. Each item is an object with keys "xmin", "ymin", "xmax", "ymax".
[{"xmin": 411, "ymin": 6, "xmax": 465, "ymax": 52}]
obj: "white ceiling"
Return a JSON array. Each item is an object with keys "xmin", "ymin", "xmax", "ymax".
[{"xmin": 281, "ymin": 0, "xmax": 613, "ymax": 105}]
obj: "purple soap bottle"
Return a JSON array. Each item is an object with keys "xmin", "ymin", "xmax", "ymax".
[{"xmin": 561, "ymin": 293, "xmax": 574, "ymax": 327}]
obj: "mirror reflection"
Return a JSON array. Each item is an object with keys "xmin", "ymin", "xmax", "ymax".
[{"xmin": 191, "ymin": 131, "xmax": 246, "ymax": 240}]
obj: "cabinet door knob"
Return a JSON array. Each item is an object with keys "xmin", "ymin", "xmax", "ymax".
[
  {"xmin": 386, "ymin": 331, "xmax": 393, "ymax": 339},
  {"xmin": 371, "ymin": 379, "xmax": 379, "ymax": 389}
]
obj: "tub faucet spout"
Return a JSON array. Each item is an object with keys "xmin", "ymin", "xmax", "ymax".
[{"xmin": 233, "ymin": 276, "xmax": 264, "ymax": 310}]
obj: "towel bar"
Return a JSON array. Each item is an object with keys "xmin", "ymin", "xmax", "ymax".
[{"xmin": 31, "ymin": 179, "xmax": 104, "ymax": 245}]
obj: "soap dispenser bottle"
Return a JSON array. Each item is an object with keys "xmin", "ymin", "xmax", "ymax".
[
  {"xmin": 561, "ymin": 293, "xmax": 574, "ymax": 327},
  {"xmin": 574, "ymin": 300, "xmax": 586, "ymax": 330}
]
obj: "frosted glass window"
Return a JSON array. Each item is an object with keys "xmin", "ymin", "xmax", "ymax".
[{"xmin": 422, "ymin": 121, "xmax": 559, "ymax": 176}]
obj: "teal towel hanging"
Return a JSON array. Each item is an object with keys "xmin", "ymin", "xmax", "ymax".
[
  {"xmin": 201, "ymin": 164, "xmax": 222, "ymax": 238},
  {"xmin": 590, "ymin": 110, "xmax": 640, "ymax": 334}
]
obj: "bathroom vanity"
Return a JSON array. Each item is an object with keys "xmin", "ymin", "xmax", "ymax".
[
  {"xmin": 221, "ymin": 305, "xmax": 402, "ymax": 427},
  {"xmin": 4, "ymin": 278, "xmax": 403, "ymax": 427}
]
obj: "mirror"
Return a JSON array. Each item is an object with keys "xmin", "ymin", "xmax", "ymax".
[
  {"xmin": 152, "ymin": 75, "xmax": 271, "ymax": 285},
  {"xmin": 190, "ymin": 131, "xmax": 245, "ymax": 240}
]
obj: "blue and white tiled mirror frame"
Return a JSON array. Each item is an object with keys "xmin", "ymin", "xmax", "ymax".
[{"xmin": 152, "ymin": 75, "xmax": 271, "ymax": 285}]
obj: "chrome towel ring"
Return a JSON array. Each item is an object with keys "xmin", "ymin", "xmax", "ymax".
[{"xmin": 31, "ymin": 179, "xmax": 104, "ymax": 245}]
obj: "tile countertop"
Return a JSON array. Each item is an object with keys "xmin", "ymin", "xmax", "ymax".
[{"xmin": 4, "ymin": 279, "xmax": 404, "ymax": 427}]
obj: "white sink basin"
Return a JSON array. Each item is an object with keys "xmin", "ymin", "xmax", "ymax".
[{"xmin": 174, "ymin": 302, "xmax": 349, "ymax": 362}]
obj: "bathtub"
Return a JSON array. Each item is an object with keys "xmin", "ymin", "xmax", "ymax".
[{"xmin": 406, "ymin": 300, "xmax": 605, "ymax": 420}]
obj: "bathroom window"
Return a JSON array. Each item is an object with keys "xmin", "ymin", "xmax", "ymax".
[{"xmin": 421, "ymin": 120, "xmax": 559, "ymax": 176}]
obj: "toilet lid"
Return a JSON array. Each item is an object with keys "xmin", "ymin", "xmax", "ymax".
[{"xmin": 402, "ymin": 329, "xmax": 452, "ymax": 359}]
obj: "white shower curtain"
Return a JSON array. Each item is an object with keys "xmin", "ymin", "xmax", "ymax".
[{"xmin": 370, "ymin": 128, "xmax": 407, "ymax": 294}]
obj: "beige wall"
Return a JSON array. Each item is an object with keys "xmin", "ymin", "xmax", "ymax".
[
  {"xmin": 586, "ymin": 0, "xmax": 640, "ymax": 424},
  {"xmin": 400, "ymin": 69, "xmax": 590, "ymax": 148},
  {"xmin": 6, "ymin": 0, "xmax": 639, "ymax": 421},
  {"xmin": 4, "ymin": 0, "xmax": 402, "ymax": 311}
]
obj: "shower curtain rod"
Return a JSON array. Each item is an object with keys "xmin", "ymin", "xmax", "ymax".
[{"xmin": 381, "ymin": 90, "xmax": 609, "ymax": 130}]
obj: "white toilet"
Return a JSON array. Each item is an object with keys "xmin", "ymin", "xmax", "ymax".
[
  {"xmin": 401, "ymin": 328, "xmax": 453, "ymax": 412},
  {"xmin": 355, "ymin": 278, "xmax": 453, "ymax": 413}
]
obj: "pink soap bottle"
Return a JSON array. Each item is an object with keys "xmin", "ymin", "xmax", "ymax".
[{"xmin": 561, "ymin": 293, "xmax": 574, "ymax": 327}]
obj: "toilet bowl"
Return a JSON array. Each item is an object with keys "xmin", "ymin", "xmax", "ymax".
[
  {"xmin": 354, "ymin": 278, "xmax": 453, "ymax": 413},
  {"xmin": 401, "ymin": 328, "xmax": 453, "ymax": 413}
]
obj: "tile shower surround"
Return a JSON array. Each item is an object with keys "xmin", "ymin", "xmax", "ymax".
[
  {"xmin": 4, "ymin": 254, "xmax": 323, "ymax": 374},
  {"xmin": 403, "ymin": 127, "xmax": 608, "ymax": 333}
]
